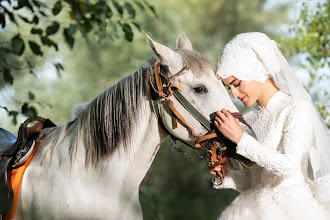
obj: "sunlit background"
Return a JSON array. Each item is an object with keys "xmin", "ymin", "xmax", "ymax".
[{"xmin": 0, "ymin": 0, "xmax": 329, "ymax": 219}]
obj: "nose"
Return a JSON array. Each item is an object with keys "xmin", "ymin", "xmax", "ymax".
[{"xmin": 230, "ymin": 87, "xmax": 239, "ymax": 98}]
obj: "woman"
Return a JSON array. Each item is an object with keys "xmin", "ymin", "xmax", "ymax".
[{"xmin": 209, "ymin": 32, "xmax": 330, "ymax": 219}]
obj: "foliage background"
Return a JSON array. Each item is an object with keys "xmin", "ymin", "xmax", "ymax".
[{"xmin": 1, "ymin": 0, "xmax": 329, "ymax": 219}]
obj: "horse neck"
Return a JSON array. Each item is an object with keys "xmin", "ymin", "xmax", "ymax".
[
  {"xmin": 120, "ymin": 98, "xmax": 167, "ymax": 188},
  {"xmin": 90, "ymin": 87, "xmax": 168, "ymax": 194}
]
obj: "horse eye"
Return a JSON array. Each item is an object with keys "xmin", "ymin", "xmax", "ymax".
[{"xmin": 194, "ymin": 85, "xmax": 208, "ymax": 94}]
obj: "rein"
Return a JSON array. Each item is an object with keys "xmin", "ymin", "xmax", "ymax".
[{"xmin": 148, "ymin": 60, "xmax": 245, "ymax": 183}]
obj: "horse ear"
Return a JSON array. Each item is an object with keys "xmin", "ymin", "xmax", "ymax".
[
  {"xmin": 176, "ymin": 32, "xmax": 193, "ymax": 50},
  {"xmin": 146, "ymin": 34, "xmax": 183, "ymax": 68}
]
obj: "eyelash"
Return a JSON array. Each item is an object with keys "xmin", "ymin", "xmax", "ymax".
[
  {"xmin": 224, "ymin": 81, "xmax": 241, "ymax": 90},
  {"xmin": 234, "ymin": 81, "xmax": 241, "ymax": 88}
]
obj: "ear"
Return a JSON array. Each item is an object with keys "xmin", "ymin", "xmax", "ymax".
[
  {"xmin": 176, "ymin": 32, "xmax": 193, "ymax": 50},
  {"xmin": 146, "ymin": 34, "xmax": 183, "ymax": 68}
]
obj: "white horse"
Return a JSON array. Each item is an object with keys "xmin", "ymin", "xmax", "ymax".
[{"xmin": 13, "ymin": 33, "xmax": 240, "ymax": 219}]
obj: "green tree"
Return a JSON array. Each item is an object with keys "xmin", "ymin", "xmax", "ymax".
[
  {"xmin": 0, "ymin": 0, "xmax": 155, "ymax": 124},
  {"xmin": 278, "ymin": 1, "xmax": 330, "ymax": 126}
]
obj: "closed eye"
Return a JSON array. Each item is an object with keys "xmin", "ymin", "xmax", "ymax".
[
  {"xmin": 194, "ymin": 85, "xmax": 208, "ymax": 94},
  {"xmin": 223, "ymin": 80, "xmax": 241, "ymax": 90},
  {"xmin": 233, "ymin": 81, "xmax": 241, "ymax": 88}
]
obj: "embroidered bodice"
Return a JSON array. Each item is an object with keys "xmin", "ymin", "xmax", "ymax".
[{"xmin": 215, "ymin": 91, "xmax": 311, "ymax": 191}]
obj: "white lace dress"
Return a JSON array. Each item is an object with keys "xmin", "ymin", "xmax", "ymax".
[{"xmin": 214, "ymin": 91, "xmax": 330, "ymax": 220}]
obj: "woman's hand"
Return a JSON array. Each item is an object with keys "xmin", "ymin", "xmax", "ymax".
[{"xmin": 214, "ymin": 108, "xmax": 243, "ymax": 144}]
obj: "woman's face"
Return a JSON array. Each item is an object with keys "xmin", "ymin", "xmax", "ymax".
[{"xmin": 222, "ymin": 76, "xmax": 262, "ymax": 107}]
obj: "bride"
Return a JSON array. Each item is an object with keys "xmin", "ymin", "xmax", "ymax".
[{"xmin": 208, "ymin": 32, "xmax": 330, "ymax": 219}]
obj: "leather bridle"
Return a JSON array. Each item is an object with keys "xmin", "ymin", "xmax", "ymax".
[{"xmin": 148, "ymin": 60, "xmax": 245, "ymax": 182}]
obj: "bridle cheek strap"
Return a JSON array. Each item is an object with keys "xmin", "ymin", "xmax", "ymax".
[
  {"xmin": 154, "ymin": 60, "xmax": 164, "ymax": 97},
  {"xmin": 166, "ymin": 99, "xmax": 199, "ymax": 138},
  {"xmin": 150, "ymin": 60, "xmax": 200, "ymax": 137}
]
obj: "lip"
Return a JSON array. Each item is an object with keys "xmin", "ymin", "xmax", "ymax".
[{"xmin": 240, "ymin": 96, "xmax": 246, "ymax": 101}]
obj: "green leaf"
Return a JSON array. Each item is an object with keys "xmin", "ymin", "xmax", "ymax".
[
  {"xmin": 28, "ymin": 41, "xmax": 43, "ymax": 56},
  {"xmin": 6, "ymin": 10, "xmax": 17, "ymax": 25},
  {"xmin": 0, "ymin": 13, "xmax": 6, "ymax": 28},
  {"xmin": 63, "ymin": 26, "xmax": 75, "ymax": 49},
  {"xmin": 9, "ymin": 111, "xmax": 18, "ymax": 125},
  {"xmin": 18, "ymin": 14, "xmax": 39, "ymax": 24},
  {"xmin": 32, "ymin": 0, "xmax": 45, "ymax": 9},
  {"xmin": 105, "ymin": 3, "xmax": 113, "ymax": 18},
  {"xmin": 21, "ymin": 103, "xmax": 38, "ymax": 120},
  {"xmin": 134, "ymin": 1, "xmax": 145, "ymax": 11},
  {"xmin": 18, "ymin": 15, "xmax": 31, "ymax": 23},
  {"xmin": 0, "ymin": 106, "xmax": 17, "ymax": 124},
  {"xmin": 144, "ymin": 1, "xmax": 157, "ymax": 17},
  {"xmin": 11, "ymin": 34, "xmax": 25, "ymax": 56},
  {"xmin": 46, "ymin": 22, "xmax": 60, "ymax": 35},
  {"xmin": 40, "ymin": 36, "xmax": 58, "ymax": 51},
  {"xmin": 28, "ymin": 91, "xmax": 35, "ymax": 100},
  {"xmin": 3, "ymin": 68, "xmax": 14, "ymax": 84},
  {"xmin": 33, "ymin": 16, "xmax": 39, "ymax": 24},
  {"xmin": 31, "ymin": 28, "xmax": 43, "ymax": 35},
  {"xmin": 39, "ymin": 11, "xmax": 47, "ymax": 17},
  {"xmin": 54, "ymin": 63, "xmax": 64, "ymax": 77},
  {"xmin": 122, "ymin": 23, "xmax": 133, "ymax": 42},
  {"xmin": 14, "ymin": 0, "xmax": 34, "ymax": 12},
  {"xmin": 132, "ymin": 21, "xmax": 141, "ymax": 32},
  {"xmin": 93, "ymin": 1, "xmax": 112, "ymax": 18},
  {"xmin": 52, "ymin": 1, "xmax": 62, "ymax": 15},
  {"xmin": 125, "ymin": 2, "xmax": 136, "ymax": 18},
  {"xmin": 80, "ymin": 17, "xmax": 92, "ymax": 33},
  {"xmin": 40, "ymin": 36, "xmax": 50, "ymax": 46},
  {"xmin": 113, "ymin": 1, "xmax": 123, "ymax": 16},
  {"xmin": 21, "ymin": 104, "xmax": 29, "ymax": 114},
  {"xmin": 0, "ymin": 106, "xmax": 8, "ymax": 112}
]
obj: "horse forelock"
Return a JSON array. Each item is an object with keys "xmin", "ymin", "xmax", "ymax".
[
  {"xmin": 148, "ymin": 50, "xmax": 215, "ymax": 78},
  {"xmin": 175, "ymin": 49, "xmax": 216, "ymax": 76}
]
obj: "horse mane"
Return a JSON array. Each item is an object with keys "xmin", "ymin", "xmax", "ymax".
[
  {"xmin": 71, "ymin": 67, "xmax": 149, "ymax": 166},
  {"xmin": 42, "ymin": 49, "xmax": 214, "ymax": 167}
]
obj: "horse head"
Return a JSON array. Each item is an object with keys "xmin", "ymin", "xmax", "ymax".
[{"xmin": 146, "ymin": 32, "xmax": 238, "ymax": 142}]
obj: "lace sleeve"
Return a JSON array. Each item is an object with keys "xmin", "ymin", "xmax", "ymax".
[
  {"xmin": 236, "ymin": 106, "xmax": 306, "ymax": 178},
  {"xmin": 213, "ymin": 168, "xmax": 251, "ymax": 192}
]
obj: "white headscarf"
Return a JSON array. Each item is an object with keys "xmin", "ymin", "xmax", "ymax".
[{"xmin": 217, "ymin": 32, "xmax": 330, "ymax": 201}]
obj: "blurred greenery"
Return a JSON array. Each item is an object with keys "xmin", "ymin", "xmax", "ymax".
[
  {"xmin": 278, "ymin": 0, "xmax": 330, "ymax": 127},
  {"xmin": 0, "ymin": 0, "xmax": 154, "ymax": 123},
  {"xmin": 140, "ymin": 139, "xmax": 239, "ymax": 220},
  {"xmin": 1, "ymin": 0, "xmax": 329, "ymax": 219}
]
